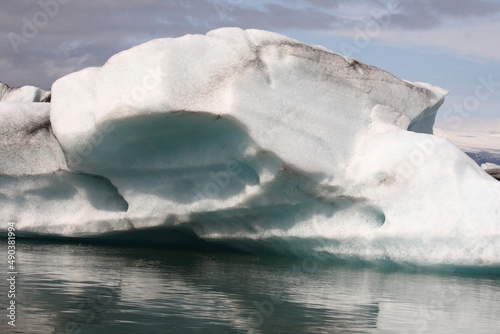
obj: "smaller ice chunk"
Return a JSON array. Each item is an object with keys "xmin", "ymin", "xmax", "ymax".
[
  {"xmin": 482, "ymin": 162, "xmax": 500, "ymax": 170},
  {"xmin": 0, "ymin": 82, "xmax": 50, "ymax": 102}
]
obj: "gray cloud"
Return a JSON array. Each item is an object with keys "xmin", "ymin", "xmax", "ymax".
[
  {"xmin": 1, "ymin": 0, "xmax": 499, "ymax": 89},
  {"xmin": 429, "ymin": 0, "xmax": 500, "ymax": 17},
  {"xmin": 300, "ymin": 0, "xmax": 343, "ymax": 9},
  {"xmin": 389, "ymin": 0, "xmax": 500, "ymax": 30},
  {"xmin": 227, "ymin": 3, "xmax": 345, "ymax": 31},
  {"xmin": 0, "ymin": 0, "xmax": 346, "ymax": 89}
]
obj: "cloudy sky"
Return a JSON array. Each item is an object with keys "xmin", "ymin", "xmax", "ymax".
[{"xmin": 1, "ymin": 0, "xmax": 500, "ymax": 118}]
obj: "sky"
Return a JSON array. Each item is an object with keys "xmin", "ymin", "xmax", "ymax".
[{"xmin": 1, "ymin": 0, "xmax": 500, "ymax": 119}]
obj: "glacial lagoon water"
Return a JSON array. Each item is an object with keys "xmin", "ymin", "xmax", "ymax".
[{"xmin": 1, "ymin": 239, "xmax": 500, "ymax": 334}]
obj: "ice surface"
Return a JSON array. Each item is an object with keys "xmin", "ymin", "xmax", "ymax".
[
  {"xmin": 2, "ymin": 28, "xmax": 500, "ymax": 267},
  {"xmin": 0, "ymin": 172, "xmax": 128, "ymax": 234}
]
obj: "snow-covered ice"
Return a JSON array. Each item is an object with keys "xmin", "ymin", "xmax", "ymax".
[
  {"xmin": 482, "ymin": 162, "xmax": 500, "ymax": 170},
  {"xmin": 2, "ymin": 28, "xmax": 500, "ymax": 266},
  {"xmin": 0, "ymin": 82, "xmax": 51, "ymax": 102}
]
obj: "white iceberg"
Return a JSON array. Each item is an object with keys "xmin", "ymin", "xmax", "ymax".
[
  {"xmin": 482, "ymin": 162, "xmax": 500, "ymax": 170},
  {"xmin": 2, "ymin": 28, "xmax": 500, "ymax": 266},
  {"xmin": 0, "ymin": 81, "xmax": 51, "ymax": 102}
]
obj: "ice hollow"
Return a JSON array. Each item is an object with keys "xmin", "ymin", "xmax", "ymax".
[{"xmin": 2, "ymin": 28, "xmax": 500, "ymax": 266}]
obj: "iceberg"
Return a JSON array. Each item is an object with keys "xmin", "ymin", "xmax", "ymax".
[
  {"xmin": 0, "ymin": 82, "xmax": 51, "ymax": 102},
  {"xmin": 2, "ymin": 28, "xmax": 500, "ymax": 266},
  {"xmin": 482, "ymin": 162, "xmax": 500, "ymax": 170},
  {"xmin": 483, "ymin": 163, "xmax": 500, "ymax": 181}
]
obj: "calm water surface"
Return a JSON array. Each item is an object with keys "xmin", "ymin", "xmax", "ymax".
[{"xmin": 1, "ymin": 240, "xmax": 500, "ymax": 334}]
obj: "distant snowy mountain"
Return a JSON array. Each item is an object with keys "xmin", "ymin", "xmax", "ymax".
[{"xmin": 434, "ymin": 118, "xmax": 500, "ymax": 165}]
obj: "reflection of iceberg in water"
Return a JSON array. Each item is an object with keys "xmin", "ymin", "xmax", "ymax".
[
  {"xmin": 3, "ymin": 243, "xmax": 500, "ymax": 333},
  {"xmin": 1, "ymin": 243, "xmax": 381, "ymax": 333},
  {"xmin": 1, "ymin": 28, "xmax": 500, "ymax": 267}
]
